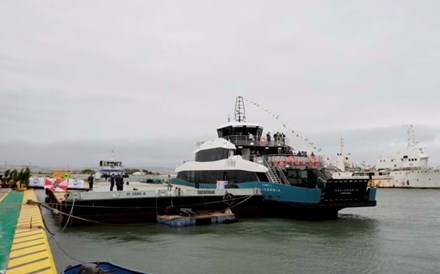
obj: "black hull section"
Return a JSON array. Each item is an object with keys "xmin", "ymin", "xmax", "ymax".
[
  {"xmin": 47, "ymin": 194, "xmax": 264, "ymax": 226},
  {"xmin": 45, "ymin": 190, "xmax": 376, "ymax": 225}
]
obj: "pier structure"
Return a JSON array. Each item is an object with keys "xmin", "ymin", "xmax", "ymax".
[{"xmin": 0, "ymin": 189, "xmax": 57, "ymax": 273}]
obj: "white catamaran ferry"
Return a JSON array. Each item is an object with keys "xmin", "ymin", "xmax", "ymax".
[
  {"xmin": 333, "ymin": 125, "xmax": 440, "ymax": 188},
  {"xmin": 94, "ymin": 152, "xmax": 128, "ymax": 179}
]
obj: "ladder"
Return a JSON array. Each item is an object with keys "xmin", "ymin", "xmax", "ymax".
[
  {"xmin": 262, "ymin": 157, "xmax": 282, "ymax": 184},
  {"xmin": 275, "ymin": 166, "xmax": 290, "ymax": 185}
]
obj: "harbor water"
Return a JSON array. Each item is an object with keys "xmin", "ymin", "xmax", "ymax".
[{"xmin": 39, "ymin": 188, "xmax": 440, "ymax": 274}]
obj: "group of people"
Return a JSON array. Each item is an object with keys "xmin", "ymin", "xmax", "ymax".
[
  {"xmin": 109, "ymin": 174, "xmax": 124, "ymax": 191},
  {"xmin": 265, "ymin": 132, "xmax": 286, "ymax": 143},
  {"xmin": 296, "ymin": 151, "xmax": 311, "ymax": 157},
  {"xmin": 87, "ymin": 173, "xmax": 125, "ymax": 191}
]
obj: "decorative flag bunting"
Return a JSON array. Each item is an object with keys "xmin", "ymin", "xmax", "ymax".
[{"xmin": 244, "ymin": 97, "xmax": 323, "ymax": 152}]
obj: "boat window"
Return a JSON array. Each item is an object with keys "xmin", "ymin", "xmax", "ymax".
[
  {"xmin": 256, "ymin": 172, "xmax": 269, "ymax": 182},
  {"xmin": 217, "ymin": 126, "xmax": 233, "ymax": 138},
  {"xmin": 195, "ymin": 148, "xmax": 230, "ymax": 162},
  {"xmin": 286, "ymin": 169, "xmax": 307, "ymax": 185},
  {"xmin": 177, "ymin": 170, "xmax": 260, "ymax": 184}
]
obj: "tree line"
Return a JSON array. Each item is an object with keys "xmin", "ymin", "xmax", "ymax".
[{"xmin": 0, "ymin": 167, "xmax": 31, "ymax": 188}]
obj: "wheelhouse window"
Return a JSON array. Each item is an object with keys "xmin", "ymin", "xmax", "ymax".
[
  {"xmin": 195, "ymin": 148, "xmax": 230, "ymax": 162},
  {"xmin": 177, "ymin": 170, "xmax": 266, "ymax": 184}
]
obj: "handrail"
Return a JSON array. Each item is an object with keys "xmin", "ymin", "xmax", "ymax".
[
  {"xmin": 223, "ymin": 135, "xmax": 289, "ymax": 147},
  {"xmin": 275, "ymin": 166, "xmax": 290, "ymax": 185},
  {"xmin": 317, "ymin": 177, "xmax": 327, "ymax": 192},
  {"xmin": 261, "ymin": 157, "xmax": 282, "ymax": 184}
]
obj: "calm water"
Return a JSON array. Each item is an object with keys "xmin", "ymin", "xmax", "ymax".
[{"xmin": 38, "ymin": 189, "xmax": 440, "ymax": 274}]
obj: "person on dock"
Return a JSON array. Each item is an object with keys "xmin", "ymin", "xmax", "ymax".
[
  {"xmin": 110, "ymin": 174, "xmax": 115, "ymax": 191},
  {"xmin": 87, "ymin": 173, "xmax": 94, "ymax": 190},
  {"xmin": 166, "ymin": 175, "xmax": 172, "ymax": 191},
  {"xmin": 116, "ymin": 174, "xmax": 124, "ymax": 191}
]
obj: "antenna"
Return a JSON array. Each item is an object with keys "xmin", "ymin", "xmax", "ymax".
[
  {"xmin": 407, "ymin": 124, "xmax": 415, "ymax": 149},
  {"xmin": 340, "ymin": 137, "xmax": 344, "ymax": 156},
  {"xmin": 111, "ymin": 149, "xmax": 116, "ymax": 161},
  {"xmin": 234, "ymin": 96, "xmax": 246, "ymax": 122}
]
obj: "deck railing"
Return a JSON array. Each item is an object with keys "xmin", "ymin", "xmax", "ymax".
[{"xmin": 266, "ymin": 154, "xmax": 321, "ymax": 168}]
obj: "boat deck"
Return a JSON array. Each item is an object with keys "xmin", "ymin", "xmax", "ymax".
[
  {"xmin": 51, "ymin": 181, "xmax": 260, "ymax": 202},
  {"xmin": 51, "ymin": 181, "xmax": 187, "ymax": 201}
]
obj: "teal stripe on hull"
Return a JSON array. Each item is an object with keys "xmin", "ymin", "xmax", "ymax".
[
  {"xmin": 368, "ymin": 188, "xmax": 377, "ymax": 201},
  {"xmin": 240, "ymin": 182, "xmax": 321, "ymax": 204},
  {"xmin": 172, "ymin": 178, "xmax": 321, "ymax": 204},
  {"xmin": 172, "ymin": 178, "xmax": 217, "ymax": 189}
]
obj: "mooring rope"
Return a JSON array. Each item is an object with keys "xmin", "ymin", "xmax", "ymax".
[
  {"xmin": 37, "ymin": 201, "xmax": 115, "ymax": 225},
  {"xmin": 230, "ymin": 193, "xmax": 256, "ymax": 209},
  {"xmin": 61, "ymin": 197, "xmax": 75, "ymax": 231}
]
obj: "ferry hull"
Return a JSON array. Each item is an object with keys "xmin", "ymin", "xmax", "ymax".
[
  {"xmin": 45, "ymin": 189, "xmax": 264, "ymax": 226},
  {"xmin": 173, "ymin": 179, "xmax": 376, "ymax": 219},
  {"xmin": 261, "ymin": 200, "xmax": 376, "ymax": 219},
  {"xmin": 334, "ymin": 170, "xmax": 440, "ymax": 189},
  {"xmin": 375, "ymin": 170, "xmax": 440, "ymax": 189}
]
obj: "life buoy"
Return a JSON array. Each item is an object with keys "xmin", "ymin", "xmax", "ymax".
[
  {"xmin": 278, "ymin": 161, "xmax": 286, "ymax": 167},
  {"xmin": 260, "ymin": 137, "xmax": 267, "ymax": 145},
  {"xmin": 223, "ymin": 193, "xmax": 235, "ymax": 207}
]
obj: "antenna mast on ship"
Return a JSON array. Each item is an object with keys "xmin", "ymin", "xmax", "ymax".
[
  {"xmin": 111, "ymin": 148, "xmax": 116, "ymax": 161},
  {"xmin": 234, "ymin": 96, "xmax": 246, "ymax": 122},
  {"xmin": 407, "ymin": 124, "xmax": 415, "ymax": 149},
  {"xmin": 340, "ymin": 137, "xmax": 344, "ymax": 156}
]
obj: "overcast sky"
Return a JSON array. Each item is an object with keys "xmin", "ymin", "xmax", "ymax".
[{"xmin": 1, "ymin": 1, "xmax": 439, "ymax": 171}]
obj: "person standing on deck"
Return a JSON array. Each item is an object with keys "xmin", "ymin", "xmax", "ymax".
[
  {"xmin": 166, "ymin": 175, "xmax": 172, "ymax": 191},
  {"xmin": 110, "ymin": 174, "xmax": 116, "ymax": 191},
  {"xmin": 116, "ymin": 174, "xmax": 123, "ymax": 191},
  {"xmin": 87, "ymin": 173, "xmax": 94, "ymax": 190}
]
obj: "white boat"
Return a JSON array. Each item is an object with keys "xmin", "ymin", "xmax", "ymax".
[
  {"xmin": 95, "ymin": 152, "xmax": 128, "ymax": 179},
  {"xmin": 333, "ymin": 126, "xmax": 440, "ymax": 188},
  {"xmin": 173, "ymin": 96, "xmax": 377, "ymax": 219}
]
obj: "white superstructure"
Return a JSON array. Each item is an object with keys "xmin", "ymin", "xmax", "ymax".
[
  {"xmin": 333, "ymin": 125, "xmax": 440, "ymax": 188},
  {"xmin": 178, "ymin": 138, "xmax": 268, "ymax": 173},
  {"xmin": 376, "ymin": 125, "xmax": 429, "ymax": 170}
]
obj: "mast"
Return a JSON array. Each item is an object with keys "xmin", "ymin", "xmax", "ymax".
[
  {"xmin": 340, "ymin": 137, "xmax": 344, "ymax": 156},
  {"xmin": 234, "ymin": 96, "xmax": 246, "ymax": 122},
  {"xmin": 407, "ymin": 124, "xmax": 415, "ymax": 149},
  {"xmin": 111, "ymin": 149, "xmax": 115, "ymax": 161}
]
